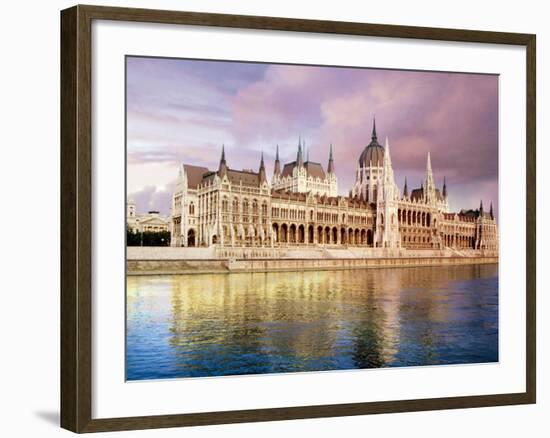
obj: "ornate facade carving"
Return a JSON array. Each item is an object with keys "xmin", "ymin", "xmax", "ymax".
[{"xmin": 169, "ymin": 120, "xmax": 498, "ymax": 253}]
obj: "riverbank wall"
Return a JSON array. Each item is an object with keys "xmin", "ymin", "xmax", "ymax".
[{"xmin": 127, "ymin": 246, "xmax": 498, "ymax": 275}]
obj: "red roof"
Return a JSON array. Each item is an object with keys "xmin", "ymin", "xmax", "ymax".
[
  {"xmin": 183, "ymin": 164, "xmax": 210, "ymax": 189},
  {"xmin": 281, "ymin": 161, "xmax": 326, "ymax": 179}
]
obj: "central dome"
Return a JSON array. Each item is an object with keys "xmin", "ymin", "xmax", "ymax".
[
  {"xmin": 359, "ymin": 138, "xmax": 384, "ymax": 167},
  {"xmin": 358, "ymin": 118, "xmax": 384, "ymax": 167}
]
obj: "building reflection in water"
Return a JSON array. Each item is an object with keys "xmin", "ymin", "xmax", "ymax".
[{"xmin": 126, "ymin": 264, "xmax": 498, "ymax": 380}]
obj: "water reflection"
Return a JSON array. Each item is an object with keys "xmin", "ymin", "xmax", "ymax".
[{"xmin": 126, "ymin": 264, "xmax": 498, "ymax": 380}]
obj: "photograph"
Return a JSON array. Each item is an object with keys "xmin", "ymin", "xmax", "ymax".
[{"xmin": 125, "ymin": 56, "xmax": 500, "ymax": 381}]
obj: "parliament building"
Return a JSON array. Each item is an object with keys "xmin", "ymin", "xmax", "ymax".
[{"xmin": 170, "ymin": 120, "xmax": 498, "ymax": 253}]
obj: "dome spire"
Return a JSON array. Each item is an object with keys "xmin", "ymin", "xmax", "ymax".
[
  {"xmin": 358, "ymin": 117, "xmax": 384, "ymax": 167},
  {"xmin": 371, "ymin": 116, "xmax": 378, "ymax": 142}
]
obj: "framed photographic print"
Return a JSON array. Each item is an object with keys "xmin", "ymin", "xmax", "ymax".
[{"xmin": 60, "ymin": 4, "xmax": 536, "ymax": 433}]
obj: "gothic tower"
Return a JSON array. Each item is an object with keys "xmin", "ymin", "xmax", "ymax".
[
  {"xmin": 259, "ymin": 151, "xmax": 267, "ymax": 185},
  {"xmin": 218, "ymin": 144, "xmax": 228, "ymax": 179},
  {"xmin": 374, "ymin": 137, "xmax": 401, "ymax": 249},
  {"xmin": 424, "ymin": 152, "xmax": 436, "ymax": 205},
  {"xmin": 273, "ymin": 144, "xmax": 281, "ymax": 180},
  {"xmin": 326, "ymin": 143, "xmax": 338, "ymax": 196}
]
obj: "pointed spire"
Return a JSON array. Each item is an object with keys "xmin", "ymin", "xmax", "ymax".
[
  {"xmin": 489, "ymin": 201, "xmax": 494, "ymax": 219},
  {"xmin": 218, "ymin": 144, "xmax": 227, "ymax": 176},
  {"xmin": 273, "ymin": 144, "xmax": 281, "ymax": 176},
  {"xmin": 296, "ymin": 137, "xmax": 304, "ymax": 167},
  {"xmin": 480, "ymin": 199, "xmax": 484, "ymax": 214},
  {"xmin": 259, "ymin": 150, "xmax": 267, "ymax": 184},
  {"xmin": 403, "ymin": 177, "xmax": 409, "ymax": 198},
  {"xmin": 424, "ymin": 151, "xmax": 435, "ymax": 203},
  {"xmin": 442, "ymin": 176, "xmax": 447, "ymax": 198},
  {"xmin": 327, "ymin": 143, "xmax": 335, "ymax": 174},
  {"xmin": 371, "ymin": 116, "xmax": 377, "ymax": 142}
]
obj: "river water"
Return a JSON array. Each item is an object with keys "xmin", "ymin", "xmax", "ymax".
[{"xmin": 126, "ymin": 264, "xmax": 498, "ymax": 380}]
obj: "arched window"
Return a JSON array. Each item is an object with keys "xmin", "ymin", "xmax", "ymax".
[{"xmin": 189, "ymin": 202, "xmax": 195, "ymax": 215}]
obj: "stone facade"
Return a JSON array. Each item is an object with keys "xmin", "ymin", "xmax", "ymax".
[{"xmin": 169, "ymin": 120, "xmax": 498, "ymax": 253}]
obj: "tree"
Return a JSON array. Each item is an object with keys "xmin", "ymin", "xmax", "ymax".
[{"xmin": 126, "ymin": 227, "xmax": 171, "ymax": 247}]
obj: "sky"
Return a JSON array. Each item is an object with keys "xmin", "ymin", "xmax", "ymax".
[{"xmin": 126, "ymin": 56, "xmax": 498, "ymax": 218}]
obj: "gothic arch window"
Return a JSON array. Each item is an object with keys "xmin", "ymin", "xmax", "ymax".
[
  {"xmin": 281, "ymin": 223, "xmax": 288, "ymax": 243},
  {"xmin": 299, "ymin": 225, "xmax": 305, "ymax": 243},
  {"xmin": 189, "ymin": 202, "xmax": 195, "ymax": 215},
  {"xmin": 272, "ymin": 223, "xmax": 279, "ymax": 243},
  {"xmin": 317, "ymin": 226, "xmax": 324, "ymax": 244},
  {"xmin": 252, "ymin": 199, "xmax": 258, "ymax": 215}
]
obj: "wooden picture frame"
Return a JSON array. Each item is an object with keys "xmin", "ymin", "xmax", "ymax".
[{"xmin": 60, "ymin": 4, "xmax": 536, "ymax": 433}]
